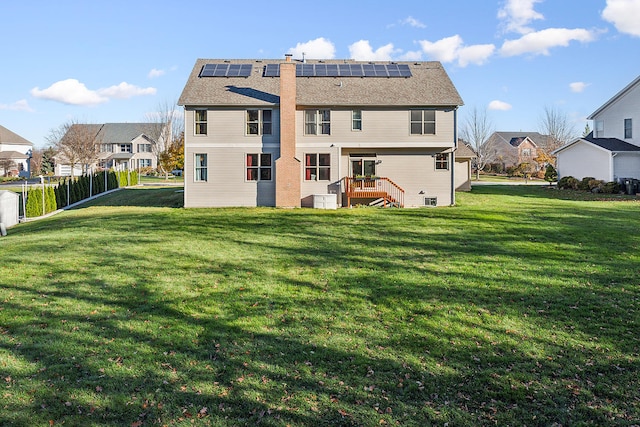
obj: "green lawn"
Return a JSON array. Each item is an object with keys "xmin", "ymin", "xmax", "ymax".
[{"xmin": 1, "ymin": 186, "xmax": 638, "ymax": 426}]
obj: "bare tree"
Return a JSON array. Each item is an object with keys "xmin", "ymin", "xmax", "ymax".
[
  {"xmin": 0, "ymin": 158, "xmax": 16, "ymax": 177},
  {"xmin": 47, "ymin": 119, "xmax": 101, "ymax": 178},
  {"xmin": 539, "ymin": 106, "xmax": 578, "ymax": 153},
  {"xmin": 144, "ymin": 99, "xmax": 184, "ymax": 177},
  {"xmin": 460, "ymin": 106, "xmax": 494, "ymax": 180}
]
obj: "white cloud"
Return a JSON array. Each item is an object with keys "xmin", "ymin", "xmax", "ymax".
[
  {"xmin": 458, "ymin": 44, "xmax": 496, "ymax": 67},
  {"xmin": 0, "ymin": 99, "xmax": 34, "ymax": 112},
  {"xmin": 31, "ymin": 79, "xmax": 107, "ymax": 105},
  {"xmin": 569, "ymin": 82, "xmax": 589, "ymax": 93},
  {"xmin": 348, "ymin": 40, "xmax": 397, "ymax": 61},
  {"xmin": 602, "ymin": 0, "xmax": 640, "ymax": 37},
  {"xmin": 31, "ymin": 79, "xmax": 156, "ymax": 106},
  {"xmin": 419, "ymin": 35, "xmax": 495, "ymax": 67},
  {"xmin": 488, "ymin": 100, "xmax": 513, "ymax": 111},
  {"xmin": 97, "ymin": 82, "xmax": 156, "ymax": 99},
  {"xmin": 497, "ymin": 0, "xmax": 544, "ymax": 34},
  {"xmin": 287, "ymin": 37, "xmax": 336, "ymax": 59},
  {"xmin": 401, "ymin": 16, "xmax": 426, "ymax": 28},
  {"xmin": 500, "ymin": 28, "xmax": 596, "ymax": 56},
  {"xmin": 148, "ymin": 68, "xmax": 165, "ymax": 78}
]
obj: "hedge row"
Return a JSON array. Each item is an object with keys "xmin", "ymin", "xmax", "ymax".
[{"xmin": 25, "ymin": 170, "xmax": 139, "ymax": 218}]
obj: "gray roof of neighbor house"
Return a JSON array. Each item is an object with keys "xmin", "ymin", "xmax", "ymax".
[
  {"xmin": 179, "ymin": 59, "xmax": 464, "ymax": 107},
  {"xmin": 455, "ymin": 142, "xmax": 476, "ymax": 158},
  {"xmin": 489, "ymin": 131, "xmax": 550, "ymax": 148},
  {"xmin": 0, "ymin": 150, "xmax": 28, "ymax": 159},
  {"xmin": 97, "ymin": 123, "xmax": 158, "ymax": 143},
  {"xmin": 584, "ymin": 132, "xmax": 640, "ymax": 152},
  {"xmin": 554, "ymin": 132, "xmax": 640, "ymax": 154},
  {"xmin": 0, "ymin": 125, "xmax": 33, "ymax": 146}
]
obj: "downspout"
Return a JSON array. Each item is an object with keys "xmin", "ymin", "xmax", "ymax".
[
  {"xmin": 450, "ymin": 107, "xmax": 458, "ymax": 206},
  {"xmin": 611, "ymin": 152, "xmax": 617, "ymax": 182}
]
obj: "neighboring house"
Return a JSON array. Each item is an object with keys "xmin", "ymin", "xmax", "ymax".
[
  {"xmin": 178, "ymin": 56, "xmax": 464, "ymax": 208},
  {"xmin": 554, "ymin": 75, "xmax": 640, "ymax": 182},
  {"xmin": 483, "ymin": 131, "xmax": 550, "ymax": 170},
  {"xmin": 0, "ymin": 125, "xmax": 33, "ymax": 177},
  {"xmin": 454, "ymin": 141, "xmax": 476, "ymax": 191},
  {"xmin": 54, "ymin": 123, "xmax": 163, "ymax": 176}
]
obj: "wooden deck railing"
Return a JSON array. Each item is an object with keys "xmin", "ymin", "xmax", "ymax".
[{"xmin": 345, "ymin": 177, "xmax": 405, "ymax": 208}]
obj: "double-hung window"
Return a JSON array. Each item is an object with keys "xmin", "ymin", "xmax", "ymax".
[
  {"xmin": 435, "ymin": 153, "xmax": 449, "ymax": 170},
  {"xmin": 139, "ymin": 159, "xmax": 151, "ymax": 168},
  {"xmin": 595, "ymin": 120, "xmax": 604, "ymax": 138},
  {"xmin": 195, "ymin": 153, "xmax": 207, "ymax": 182},
  {"xmin": 624, "ymin": 118, "xmax": 632, "ymax": 139},
  {"xmin": 137, "ymin": 143, "xmax": 152, "ymax": 153},
  {"xmin": 305, "ymin": 109, "xmax": 331, "ymax": 135},
  {"xmin": 195, "ymin": 109, "xmax": 207, "ymax": 135},
  {"xmin": 352, "ymin": 110, "xmax": 362, "ymax": 131},
  {"xmin": 246, "ymin": 153, "xmax": 272, "ymax": 181},
  {"xmin": 305, "ymin": 153, "xmax": 331, "ymax": 181},
  {"xmin": 411, "ymin": 110, "xmax": 436, "ymax": 135},
  {"xmin": 246, "ymin": 109, "xmax": 272, "ymax": 135},
  {"xmin": 120, "ymin": 144, "xmax": 132, "ymax": 153}
]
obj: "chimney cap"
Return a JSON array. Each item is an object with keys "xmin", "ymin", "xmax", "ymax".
[{"xmin": 284, "ymin": 53, "xmax": 293, "ymax": 62}]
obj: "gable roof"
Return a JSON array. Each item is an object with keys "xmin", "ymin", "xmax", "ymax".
[
  {"xmin": 588, "ymin": 75, "xmax": 640, "ymax": 119},
  {"xmin": 0, "ymin": 125, "xmax": 33, "ymax": 146},
  {"xmin": 0, "ymin": 150, "xmax": 28, "ymax": 160},
  {"xmin": 508, "ymin": 136, "xmax": 537, "ymax": 148},
  {"xmin": 96, "ymin": 123, "xmax": 158, "ymax": 144},
  {"xmin": 455, "ymin": 142, "xmax": 476, "ymax": 158},
  {"xmin": 488, "ymin": 131, "xmax": 549, "ymax": 148},
  {"xmin": 179, "ymin": 59, "xmax": 464, "ymax": 107},
  {"xmin": 554, "ymin": 132, "xmax": 640, "ymax": 154}
]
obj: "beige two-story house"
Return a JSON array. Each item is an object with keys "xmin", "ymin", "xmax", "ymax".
[{"xmin": 179, "ymin": 56, "xmax": 464, "ymax": 208}]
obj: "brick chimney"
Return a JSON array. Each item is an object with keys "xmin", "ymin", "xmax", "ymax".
[{"xmin": 275, "ymin": 54, "xmax": 301, "ymax": 207}]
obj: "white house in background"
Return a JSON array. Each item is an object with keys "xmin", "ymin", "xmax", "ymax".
[
  {"xmin": 54, "ymin": 123, "xmax": 163, "ymax": 176},
  {"xmin": 554, "ymin": 75, "xmax": 640, "ymax": 182},
  {"xmin": 0, "ymin": 125, "xmax": 33, "ymax": 177}
]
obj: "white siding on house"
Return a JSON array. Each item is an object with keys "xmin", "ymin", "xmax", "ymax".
[
  {"xmin": 556, "ymin": 142, "xmax": 611, "ymax": 181},
  {"xmin": 613, "ymin": 153, "xmax": 640, "ymax": 180},
  {"xmin": 591, "ymin": 81, "xmax": 640, "ymax": 146}
]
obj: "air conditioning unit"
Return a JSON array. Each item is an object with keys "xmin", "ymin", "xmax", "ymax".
[{"xmin": 424, "ymin": 197, "xmax": 437, "ymax": 207}]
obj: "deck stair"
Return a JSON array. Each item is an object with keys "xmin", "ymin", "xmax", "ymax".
[{"xmin": 345, "ymin": 177, "xmax": 405, "ymax": 208}]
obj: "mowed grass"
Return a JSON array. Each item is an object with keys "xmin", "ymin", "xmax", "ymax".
[{"xmin": 0, "ymin": 186, "xmax": 639, "ymax": 426}]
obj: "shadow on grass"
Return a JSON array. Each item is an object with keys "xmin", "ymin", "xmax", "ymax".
[{"xmin": 1, "ymin": 186, "xmax": 639, "ymax": 425}]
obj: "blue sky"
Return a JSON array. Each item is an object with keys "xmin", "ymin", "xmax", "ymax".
[{"xmin": 1, "ymin": 0, "xmax": 638, "ymax": 148}]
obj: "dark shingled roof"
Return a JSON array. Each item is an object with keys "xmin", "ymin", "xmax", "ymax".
[
  {"xmin": 179, "ymin": 59, "xmax": 464, "ymax": 107},
  {"xmin": 584, "ymin": 132, "xmax": 640, "ymax": 152}
]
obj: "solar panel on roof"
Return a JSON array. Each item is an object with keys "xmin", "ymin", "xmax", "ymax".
[
  {"xmin": 350, "ymin": 64, "xmax": 364, "ymax": 76},
  {"xmin": 398, "ymin": 64, "xmax": 411, "ymax": 77},
  {"xmin": 260, "ymin": 62, "xmax": 412, "ymax": 78},
  {"xmin": 374, "ymin": 64, "xmax": 388, "ymax": 77},
  {"xmin": 338, "ymin": 64, "xmax": 351, "ymax": 76},
  {"xmin": 264, "ymin": 64, "xmax": 279, "ymax": 77},
  {"xmin": 200, "ymin": 63, "xmax": 253, "ymax": 77},
  {"xmin": 326, "ymin": 64, "xmax": 339, "ymax": 76}
]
